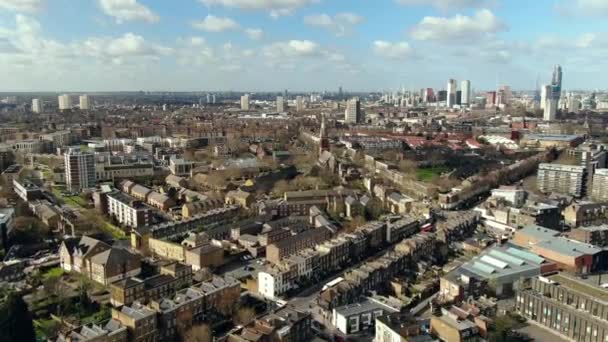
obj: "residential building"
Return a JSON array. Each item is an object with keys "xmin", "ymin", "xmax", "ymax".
[
  {"xmin": 107, "ymin": 192, "xmax": 150, "ymax": 228},
  {"xmin": 60, "ymin": 236, "xmax": 141, "ymax": 285},
  {"xmin": 65, "ymin": 147, "xmax": 96, "ymax": 192},
  {"xmin": 332, "ymin": 296, "xmax": 402, "ymax": 334},
  {"xmin": 296, "ymin": 95, "xmax": 304, "ymax": 112},
  {"xmin": 563, "ymin": 201, "xmax": 608, "ymax": 228},
  {"xmin": 111, "ymin": 302, "xmax": 158, "ymax": 342},
  {"xmin": 184, "ymin": 243, "xmax": 224, "ymax": 270},
  {"xmin": 276, "ymin": 96, "xmax": 286, "ymax": 112},
  {"xmin": 58, "ymin": 94, "xmax": 72, "ymax": 110},
  {"xmin": 181, "ymin": 199, "xmax": 224, "ymax": 218},
  {"xmin": 537, "ymin": 163, "xmax": 586, "ymax": 197},
  {"xmin": 266, "ymin": 228, "xmax": 331, "ymax": 264},
  {"xmin": 515, "ymin": 273, "xmax": 608, "ymax": 342},
  {"xmin": 375, "ymin": 313, "xmax": 425, "ymax": 342},
  {"xmin": 96, "ymin": 163, "xmax": 154, "ymax": 182},
  {"xmin": 57, "ymin": 321, "xmax": 128, "ymax": 342},
  {"xmin": 592, "ymin": 169, "xmax": 608, "ymax": 202},
  {"xmin": 228, "ymin": 307, "xmax": 312, "ymax": 342},
  {"xmin": 568, "ymin": 225, "xmax": 608, "ymax": 247},
  {"xmin": 241, "ymin": 94, "xmax": 250, "ymax": 110},
  {"xmin": 12, "ymin": 179, "xmax": 42, "ymax": 201},
  {"xmin": 31, "ymin": 98, "xmax": 43, "ymax": 113},
  {"xmin": 344, "ymin": 97, "xmax": 362, "ymax": 124},
  {"xmin": 430, "ymin": 308, "xmax": 480, "ymax": 342},
  {"xmin": 169, "ymin": 158, "xmax": 193, "ymax": 176},
  {"xmin": 447, "ymin": 79, "xmax": 457, "ymax": 108},
  {"xmin": 79, "ymin": 94, "xmax": 90, "ymax": 110},
  {"xmin": 0, "ymin": 208, "xmax": 14, "ymax": 252},
  {"xmin": 461, "ymin": 80, "xmax": 471, "ymax": 106}
]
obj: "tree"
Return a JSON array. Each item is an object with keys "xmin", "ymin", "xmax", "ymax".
[
  {"xmin": 0, "ymin": 292, "xmax": 36, "ymax": 342},
  {"xmin": 344, "ymin": 216, "xmax": 367, "ymax": 232},
  {"xmin": 234, "ymin": 306, "xmax": 256, "ymax": 325},
  {"xmin": 183, "ymin": 324, "xmax": 212, "ymax": 342},
  {"xmin": 399, "ymin": 159, "xmax": 418, "ymax": 178},
  {"xmin": 271, "ymin": 180, "xmax": 291, "ymax": 198},
  {"xmin": 365, "ymin": 198, "xmax": 384, "ymax": 221}
]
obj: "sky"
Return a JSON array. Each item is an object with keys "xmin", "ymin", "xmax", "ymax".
[{"xmin": 0, "ymin": 0, "xmax": 607, "ymax": 92}]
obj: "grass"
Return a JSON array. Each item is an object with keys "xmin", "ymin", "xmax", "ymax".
[
  {"xmin": 42, "ymin": 267, "xmax": 64, "ymax": 280},
  {"xmin": 100, "ymin": 221, "xmax": 126, "ymax": 239},
  {"xmin": 416, "ymin": 166, "xmax": 450, "ymax": 182},
  {"xmin": 34, "ymin": 318, "xmax": 59, "ymax": 341},
  {"xmin": 51, "ymin": 187, "xmax": 87, "ymax": 208}
]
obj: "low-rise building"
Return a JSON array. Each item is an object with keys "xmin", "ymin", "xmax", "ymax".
[
  {"xmin": 111, "ymin": 302, "xmax": 158, "ymax": 342},
  {"xmin": 12, "ymin": 179, "xmax": 42, "ymax": 201},
  {"xmin": 332, "ymin": 296, "xmax": 402, "ymax": 334},
  {"xmin": 563, "ymin": 201, "xmax": 608, "ymax": 228},
  {"xmin": 184, "ymin": 243, "xmax": 224, "ymax": 270},
  {"xmin": 568, "ymin": 225, "xmax": 608, "ymax": 247},
  {"xmin": 266, "ymin": 227, "xmax": 331, "ymax": 264},
  {"xmin": 107, "ymin": 192, "xmax": 150, "ymax": 228},
  {"xmin": 515, "ymin": 273, "xmax": 608, "ymax": 342},
  {"xmin": 0, "ymin": 208, "xmax": 15, "ymax": 251},
  {"xmin": 228, "ymin": 307, "xmax": 312, "ymax": 342},
  {"xmin": 430, "ymin": 308, "xmax": 480, "ymax": 342}
]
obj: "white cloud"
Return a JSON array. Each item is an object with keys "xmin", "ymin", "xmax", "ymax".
[
  {"xmin": 372, "ymin": 40, "xmax": 412, "ymax": 59},
  {"xmin": 0, "ymin": 0, "xmax": 45, "ymax": 13},
  {"xmin": 559, "ymin": 0, "xmax": 608, "ymax": 16},
  {"xmin": 245, "ymin": 28, "xmax": 263, "ymax": 40},
  {"xmin": 198, "ymin": 0, "xmax": 318, "ymax": 17},
  {"xmin": 263, "ymin": 40, "xmax": 320, "ymax": 59},
  {"xmin": 192, "ymin": 15, "xmax": 240, "ymax": 32},
  {"xmin": 82, "ymin": 33, "xmax": 173, "ymax": 59},
  {"xmin": 410, "ymin": 9, "xmax": 506, "ymax": 42},
  {"xmin": 397, "ymin": 0, "xmax": 495, "ymax": 10},
  {"xmin": 304, "ymin": 12, "xmax": 364, "ymax": 36},
  {"xmin": 98, "ymin": 0, "xmax": 159, "ymax": 24}
]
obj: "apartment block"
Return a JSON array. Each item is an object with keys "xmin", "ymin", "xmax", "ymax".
[
  {"xmin": 515, "ymin": 273, "xmax": 608, "ymax": 342},
  {"xmin": 537, "ymin": 163, "xmax": 586, "ymax": 197}
]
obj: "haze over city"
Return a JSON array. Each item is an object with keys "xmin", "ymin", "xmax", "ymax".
[{"xmin": 1, "ymin": 0, "xmax": 608, "ymax": 91}]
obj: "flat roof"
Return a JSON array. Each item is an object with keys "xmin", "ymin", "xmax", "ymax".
[{"xmin": 547, "ymin": 273, "xmax": 608, "ymax": 303}]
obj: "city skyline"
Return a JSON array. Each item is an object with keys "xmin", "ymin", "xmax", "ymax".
[{"xmin": 1, "ymin": 0, "xmax": 608, "ymax": 91}]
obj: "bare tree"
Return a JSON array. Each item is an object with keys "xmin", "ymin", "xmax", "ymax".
[
  {"xmin": 183, "ymin": 324, "xmax": 212, "ymax": 342},
  {"xmin": 234, "ymin": 307, "xmax": 256, "ymax": 325}
]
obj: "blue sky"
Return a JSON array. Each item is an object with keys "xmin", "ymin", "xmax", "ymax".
[{"xmin": 0, "ymin": 0, "xmax": 607, "ymax": 92}]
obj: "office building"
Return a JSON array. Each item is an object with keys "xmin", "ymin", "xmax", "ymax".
[
  {"xmin": 461, "ymin": 80, "xmax": 471, "ymax": 105},
  {"xmin": 32, "ymin": 98, "xmax": 43, "ymax": 113},
  {"xmin": 64, "ymin": 147, "xmax": 96, "ymax": 192},
  {"xmin": 296, "ymin": 96, "xmax": 304, "ymax": 112},
  {"xmin": 241, "ymin": 94, "xmax": 250, "ymax": 110},
  {"xmin": 79, "ymin": 95, "xmax": 90, "ymax": 110},
  {"xmin": 58, "ymin": 94, "xmax": 72, "ymax": 111},
  {"xmin": 537, "ymin": 163, "xmax": 586, "ymax": 197},
  {"xmin": 344, "ymin": 97, "xmax": 362, "ymax": 124},
  {"xmin": 447, "ymin": 79, "xmax": 457, "ymax": 108},
  {"xmin": 515, "ymin": 273, "xmax": 608, "ymax": 342},
  {"xmin": 276, "ymin": 96, "xmax": 286, "ymax": 112}
]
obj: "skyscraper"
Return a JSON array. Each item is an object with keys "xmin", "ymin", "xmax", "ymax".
[
  {"xmin": 276, "ymin": 96, "xmax": 286, "ymax": 113},
  {"xmin": 540, "ymin": 85, "xmax": 550, "ymax": 110},
  {"xmin": 544, "ymin": 65, "xmax": 562, "ymax": 121},
  {"xmin": 461, "ymin": 80, "xmax": 471, "ymax": 105},
  {"xmin": 58, "ymin": 94, "xmax": 71, "ymax": 111},
  {"xmin": 338, "ymin": 86, "xmax": 343, "ymax": 100},
  {"xmin": 240, "ymin": 94, "xmax": 250, "ymax": 110},
  {"xmin": 296, "ymin": 96, "xmax": 304, "ymax": 112},
  {"xmin": 79, "ymin": 95, "xmax": 90, "ymax": 110},
  {"xmin": 447, "ymin": 79, "xmax": 457, "ymax": 108},
  {"xmin": 344, "ymin": 97, "xmax": 362, "ymax": 124},
  {"xmin": 32, "ymin": 99, "xmax": 43, "ymax": 113},
  {"xmin": 64, "ymin": 147, "xmax": 96, "ymax": 193}
]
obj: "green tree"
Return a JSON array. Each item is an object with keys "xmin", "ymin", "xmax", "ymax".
[{"xmin": 0, "ymin": 292, "xmax": 36, "ymax": 342}]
